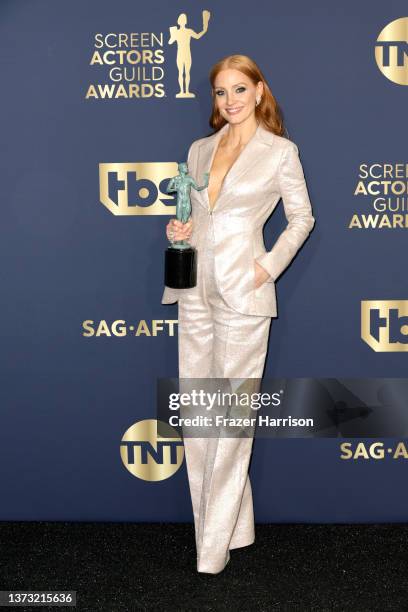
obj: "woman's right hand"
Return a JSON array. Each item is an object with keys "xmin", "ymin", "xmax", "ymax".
[{"xmin": 166, "ymin": 217, "xmax": 193, "ymax": 242}]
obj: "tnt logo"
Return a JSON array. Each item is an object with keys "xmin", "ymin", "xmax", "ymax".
[
  {"xmin": 375, "ymin": 17, "xmax": 408, "ymax": 85},
  {"xmin": 120, "ymin": 419, "xmax": 184, "ymax": 481},
  {"xmin": 99, "ymin": 163, "xmax": 178, "ymax": 215},
  {"xmin": 361, "ymin": 300, "xmax": 408, "ymax": 351}
]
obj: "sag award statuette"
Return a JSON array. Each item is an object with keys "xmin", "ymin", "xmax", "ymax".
[{"xmin": 164, "ymin": 161, "xmax": 209, "ymax": 289}]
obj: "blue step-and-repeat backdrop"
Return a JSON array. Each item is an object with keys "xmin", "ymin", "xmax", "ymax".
[{"xmin": 2, "ymin": 0, "xmax": 408, "ymax": 522}]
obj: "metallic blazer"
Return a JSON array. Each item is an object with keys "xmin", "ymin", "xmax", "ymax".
[{"xmin": 161, "ymin": 122, "xmax": 315, "ymax": 317}]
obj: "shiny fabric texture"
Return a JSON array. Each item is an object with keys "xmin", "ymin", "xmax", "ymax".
[
  {"xmin": 178, "ymin": 221, "xmax": 271, "ymax": 574},
  {"xmin": 162, "ymin": 122, "xmax": 315, "ymax": 317}
]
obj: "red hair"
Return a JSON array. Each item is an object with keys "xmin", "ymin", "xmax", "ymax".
[{"xmin": 208, "ymin": 54, "xmax": 286, "ymax": 137}]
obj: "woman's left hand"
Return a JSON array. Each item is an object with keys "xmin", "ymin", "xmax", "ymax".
[{"xmin": 253, "ymin": 260, "xmax": 271, "ymax": 289}]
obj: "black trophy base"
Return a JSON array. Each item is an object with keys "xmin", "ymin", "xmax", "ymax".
[{"xmin": 165, "ymin": 246, "xmax": 197, "ymax": 289}]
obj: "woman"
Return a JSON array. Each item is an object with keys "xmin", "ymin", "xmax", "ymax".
[{"xmin": 162, "ymin": 54, "xmax": 315, "ymax": 574}]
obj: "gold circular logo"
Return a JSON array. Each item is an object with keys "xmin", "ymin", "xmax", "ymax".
[
  {"xmin": 375, "ymin": 17, "xmax": 408, "ymax": 85},
  {"xmin": 120, "ymin": 419, "xmax": 184, "ymax": 481}
]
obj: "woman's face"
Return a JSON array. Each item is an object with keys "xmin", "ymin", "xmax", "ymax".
[{"xmin": 212, "ymin": 68, "xmax": 263, "ymax": 125}]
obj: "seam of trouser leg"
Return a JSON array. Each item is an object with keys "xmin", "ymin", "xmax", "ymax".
[{"xmin": 196, "ymin": 315, "xmax": 231, "ymax": 557}]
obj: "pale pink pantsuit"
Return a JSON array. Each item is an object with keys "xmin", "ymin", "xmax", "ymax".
[{"xmin": 178, "ymin": 219, "xmax": 271, "ymax": 574}]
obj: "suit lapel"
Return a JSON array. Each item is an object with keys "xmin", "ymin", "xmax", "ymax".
[
  {"xmin": 194, "ymin": 124, "xmax": 227, "ymax": 210},
  {"xmin": 195, "ymin": 122, "xmax": 271, "ymax": 211}
]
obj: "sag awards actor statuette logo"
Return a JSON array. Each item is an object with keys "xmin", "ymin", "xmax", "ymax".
[
  {"xmin": 169, "ymin": 10, "xmax": 210, "ymax": 97},
  {"xmin": 375, "ymin": 17, "xmax": 408, "ymax": 85},
  {"xmin": 120, "ymin": 419, "xmax": 184, "ymax": 481},
  {"xmin": 86, "ymin": 10, "xmax": 211, "ymax": 100}
]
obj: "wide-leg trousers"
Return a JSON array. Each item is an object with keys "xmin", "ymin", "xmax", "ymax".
[{"xmin": 178, "ymin": 220, "xmax": 271, "ymax": 574}]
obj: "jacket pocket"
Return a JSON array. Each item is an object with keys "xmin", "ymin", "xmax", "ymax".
[{"xmin": 252, "ymin": 246, "xmax": 274, "ymax": 289}]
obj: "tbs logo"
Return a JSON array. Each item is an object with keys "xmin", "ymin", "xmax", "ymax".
[
  {"xmin": 361, "ymin": 300, "xmax": 408, "ymax": 351},
  {"xmin": 99, "ymin": 162, "xmax": 178, "ymax": 216}
]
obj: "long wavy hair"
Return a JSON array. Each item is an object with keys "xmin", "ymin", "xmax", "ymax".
[{"xmin": 208, "ymin": 54, "xmax": 287, "ymax": 138}]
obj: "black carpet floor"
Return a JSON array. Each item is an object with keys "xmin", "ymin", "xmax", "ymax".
[{"xmin": 1, "ymin": 522, "xmax": 407, "ymax": 611}]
